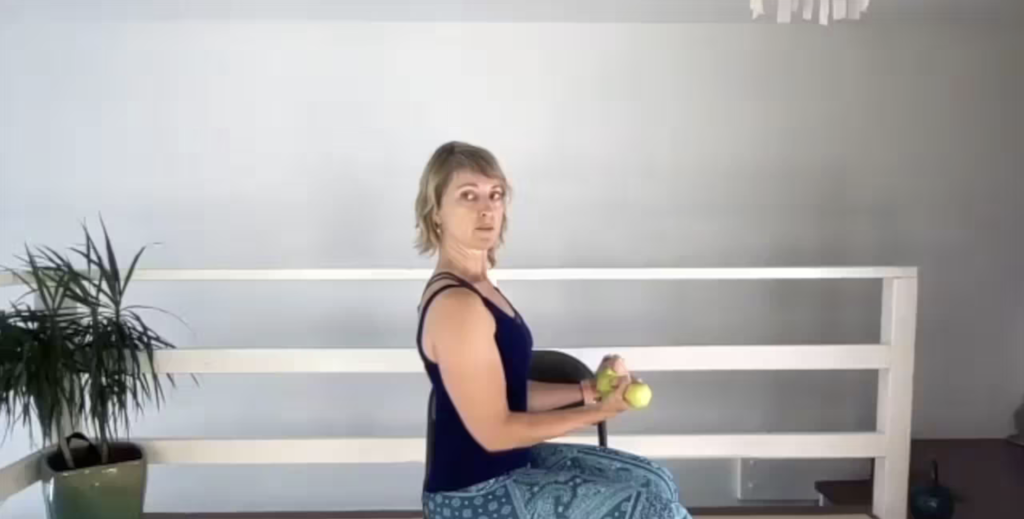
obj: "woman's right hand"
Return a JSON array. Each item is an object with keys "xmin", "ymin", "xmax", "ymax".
[{"xmin": 597, "ymin": 375, "xmax": 633, "ymax": 417}]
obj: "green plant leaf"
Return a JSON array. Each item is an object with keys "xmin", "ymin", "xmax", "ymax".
[
  {"xmin": 122, "ymin": 243, "xmax": 159, "ymax": 293},
  {"xmin": 99, "ymin": 216, "xmax": 122, "ymax": 306}
]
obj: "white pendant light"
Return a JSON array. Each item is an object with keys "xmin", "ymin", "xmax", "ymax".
[{"xmin": 751, "ymin": 0, "xmax": 870, "ymax": 25}]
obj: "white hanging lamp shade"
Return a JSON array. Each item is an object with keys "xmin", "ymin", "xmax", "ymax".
[{"xmin": 751, "ymin": 0, "xmax": 870, "ymax": 25}]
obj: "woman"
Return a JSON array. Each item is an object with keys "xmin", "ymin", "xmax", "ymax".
[{"xmin": 415, "ymin": 141, "xmax": 690, "ymax": 519}]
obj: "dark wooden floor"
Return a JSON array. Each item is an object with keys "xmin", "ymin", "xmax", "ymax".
[{"xmin": 816, "ymin": 439, "xmax": 1024, "ymax": 519}]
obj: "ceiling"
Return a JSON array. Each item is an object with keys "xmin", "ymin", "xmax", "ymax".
[{"xmin": 1, "ymin": 0, "xmax": 1022, "ymax": 22}]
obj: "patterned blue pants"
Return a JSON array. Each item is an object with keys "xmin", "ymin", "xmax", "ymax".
[{"xmin": 423, "ymin": 443, "xmax": 691, "ymax": 519}]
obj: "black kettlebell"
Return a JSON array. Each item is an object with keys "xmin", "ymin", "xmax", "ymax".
[{"xmin": 909, "ymin": 460, "xmax": 955, "ymax": 519}]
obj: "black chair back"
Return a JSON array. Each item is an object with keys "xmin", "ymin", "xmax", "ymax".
[{"xmin": 424, "ymin": 387, "xmax": 436, "ymax": 492}]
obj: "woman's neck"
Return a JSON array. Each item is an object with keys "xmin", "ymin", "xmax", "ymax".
[{"xmin": 436, "ymin": 244, "xmax": 490, "ymax": 282}]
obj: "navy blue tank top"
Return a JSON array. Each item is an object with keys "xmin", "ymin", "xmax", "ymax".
[{"xmin": 417, "ymin": 272, "xmax": 533, "ymax": 493}]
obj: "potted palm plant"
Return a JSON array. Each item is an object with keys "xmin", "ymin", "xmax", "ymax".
[{"xmin": 0, "ymin": 221, "xmax": 182, "ymax": 519}]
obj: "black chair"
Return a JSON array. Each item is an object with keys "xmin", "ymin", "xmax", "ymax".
[{"xmin": 424, "ymin": 350, "xmax": 607, "ymax": 491}]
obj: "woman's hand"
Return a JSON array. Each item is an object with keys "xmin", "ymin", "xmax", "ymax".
[
  {"xmin": 598, "ymin": 354, "xmax": 630, "ymax": 379},
  {"xmin": 591, "ymin": 354, "xmax": 631, "ymax": 402},
  {"xmin": 597, "ymin": 375, "xmax": 633, "ymax": 416}
]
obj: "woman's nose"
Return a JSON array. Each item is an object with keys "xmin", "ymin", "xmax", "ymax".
[{"xmin": 478, "ymin": 198, "xmax": 498, "ymax": 214}]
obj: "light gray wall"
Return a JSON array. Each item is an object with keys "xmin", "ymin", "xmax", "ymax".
[{"xmin": 1, "ymin": 20, "xmax": 1022, "ymax": 516}]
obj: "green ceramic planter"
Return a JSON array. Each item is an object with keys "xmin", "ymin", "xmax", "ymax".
[{"xmin": 40, "ymin": 441, "xmax": 147, "ymax": 519}]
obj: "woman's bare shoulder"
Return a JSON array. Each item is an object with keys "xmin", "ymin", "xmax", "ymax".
[
  {"xmin": 421, "ymin": 285, "xmax": 495, "ymax": 362},
  {"xmin": 424, "ymin": 286, "xmax": 491, "ymax": 329}
]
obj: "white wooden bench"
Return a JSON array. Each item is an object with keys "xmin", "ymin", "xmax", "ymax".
[{"xmin": 0, "ymin": 267, "xmax": 916, "ymax": 519}]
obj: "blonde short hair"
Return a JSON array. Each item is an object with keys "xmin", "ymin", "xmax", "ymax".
[{"xmin": 415, "ymin": 141, "xmax": 511, "ymax": 266}]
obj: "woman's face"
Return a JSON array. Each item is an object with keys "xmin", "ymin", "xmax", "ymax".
[{"xmin": 436, "ymin": 169, "xmax": 506, "ymax": 254}]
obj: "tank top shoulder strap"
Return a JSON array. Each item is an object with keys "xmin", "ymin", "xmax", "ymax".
[
  {"xmin": 421, "ymin": 272, "xmax": 483, "ymax": 305},
  {"xmin": 426, "ymin": 271, "xmax": 481, "ymax": 292},
  {"xmin": 416, "ymin": 272, "xmax": 483, "ymax": 364}
]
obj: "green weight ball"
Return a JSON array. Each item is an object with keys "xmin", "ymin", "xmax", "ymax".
[{"xmin": 595, "ymin": 367, "xmax": 619, "ymax": 396}]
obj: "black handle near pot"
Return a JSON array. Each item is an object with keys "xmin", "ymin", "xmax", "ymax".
[{"xmin": 909, "ymin": 460, "xmax": 956, "ymax": 519}]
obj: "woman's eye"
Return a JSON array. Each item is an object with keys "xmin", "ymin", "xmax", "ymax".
[
  {"xmin": 460, "ymin": 191, "xmax": 477, "ymax": 201},
  {"xmin": 490, "ymin": 191, "xmax": 504, "ymax": 201}
]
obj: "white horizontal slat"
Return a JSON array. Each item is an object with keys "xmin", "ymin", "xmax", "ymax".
[
  {"xmin": 151, "ymin": 345, "xmax": 889, "ymax": 374},
  {"xmin": 137, "ymin": 433, "xmax": 885, "ymax": 465},
  {"xmin": 492, "ymin": 267, "xmax": 916, "ymax": 280},
  {"xmin": 563, "ymin": 345, "xmax": 889, "ymax": 372},
  {"xmin": 133, "ymin": 268, "xmax": 434, "ymax": 282},
  {"xmin": 0, "ymin": 450, "xmax": 42, "ymax": 502},
  {"xmin": 126, "ymin": 267, "xmax": 916, "ymax": 282},
  {"xmin": 591, "ymin": 433, "xmax": 886, "ymax": 459},
  {"xmin": 2, "ymin": 433, "xmax": 885, "ymax": 501},
  {"xmin": 151, "ymin": 348, "xmax": 425, "ymax": 374},
  {"xmin": 0, "ymin": 267, "xmax": 920, "ymax": 288}
]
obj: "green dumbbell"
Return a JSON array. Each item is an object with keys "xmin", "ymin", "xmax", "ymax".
[{"xmin": 596, "ymin": 368, "xmax": 652, "ymax": 409}]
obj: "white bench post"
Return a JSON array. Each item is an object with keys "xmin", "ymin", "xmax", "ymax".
[{"xmin": 873, "ymin": 277, "xmax": 918, "ymax": 519}]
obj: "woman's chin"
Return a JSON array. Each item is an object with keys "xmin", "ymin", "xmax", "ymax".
[
  {"xmin": 469, "ymin": 233, "xmax": 498, "ymax": 246},
  {"xmin": 471, "ymin": 241, "xmax": 498, "ymax": 254}
]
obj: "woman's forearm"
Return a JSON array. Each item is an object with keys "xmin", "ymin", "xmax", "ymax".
[
  {"xmin": 527, "ymin": 381, "xmax": 593, "ymax": 412},
  {"xmin": 485, "ymin": 405, "xmax": 612, "ymax": 452}
]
